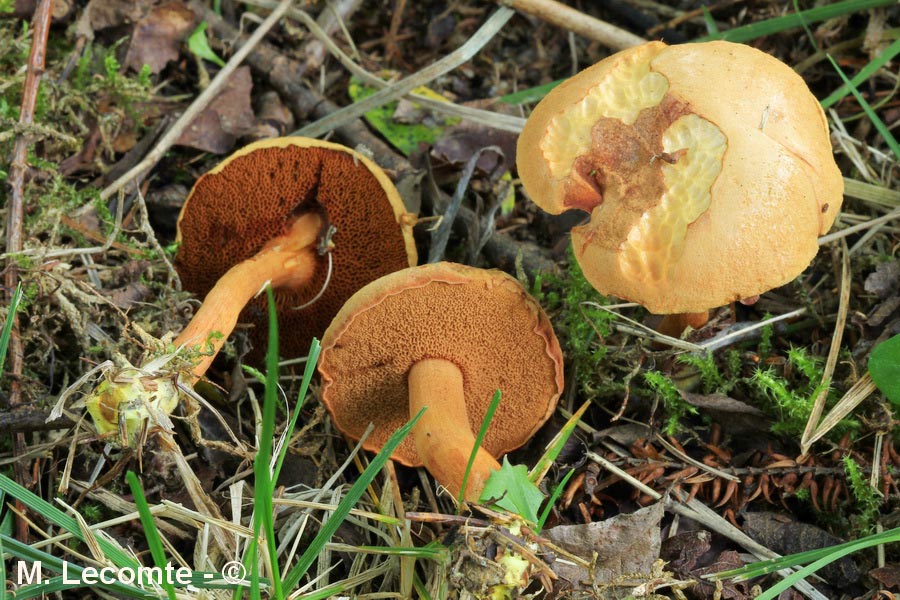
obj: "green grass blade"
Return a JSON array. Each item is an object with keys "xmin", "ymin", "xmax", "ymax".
[
  {"xmin": 273, "ymin": 338, "xmax": 321, "ymax": 484},
  {"xmin": 125, "ymin": 472, "xmax": 176, "ymax": 600},
  {"xmin": 700, "ymin": 6, "xmax": 719, "ymax": 35},
  {"xmin": 789, "ymin": 0, "xmax": 900, "ymax": 160},
  {"xmin": 459, "ymin": 389, "xmax": 502, "ymax": 505},
  {"xmin": 254, "ymin": 286, "xmax": 283, "ymax": 599},
  {"xmin": 821, "ymin": 37, "xmax": 900, "ymax": 108},
  {"xmin": 0, "ymin": 475, "xmax": 139, "ymax": 569},
  {"xmin": 536, "ymin": 468, "xmax": 575, "ymax": 533},
  {"xmin": 281, "ymin": 408, "xmax": 425, "ymax": 591},
  {"xmin": 696, "ymin": 0, "xmax": 897, "ymax": 43},
  {"xmin": 825, "ymin": 53, "xmax": 900, "ymax": 159},
  {"xmin": 756, "ymin": 528, "xmax": 900, "ymax": 600},
  {"xmin": 0, "ymin": 283, "xmax": 23, "ymax": 379},
  {"xmin": 498, "ymin": 80, "xmax": 562, "ymax": 105},
  {"xmin": 530, "ymin": 401, "xmax": 589, "ymax": 484},
  {"xmin": 0, "ymin": 526, "xmax": 6, "ymax": 600},
  {"xmin": 714, "ymin": 526, "xmax": 900, "ymax": 580},
  {"xmin": 1, "ymin": 534, "xmax": 156, "ymax": 599}
]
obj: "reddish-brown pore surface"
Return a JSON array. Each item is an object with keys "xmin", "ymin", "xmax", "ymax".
[
  {"xmin": 176, "ymin": 143, "xmax": 414, "ymax": 361},
  {"xmin": 319, "ymin": 263, "xmax": 564, "ymax": 467}
]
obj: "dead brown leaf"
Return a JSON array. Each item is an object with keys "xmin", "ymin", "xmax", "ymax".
[
  {"xmin": 679, "ymin": 392, "xmax": 771, "ymax": 435},
  {"xmin": 870, "ymin": 564, "xmax": 900, "ymax": 589},
  {"xmin": 80, "ymin": 0, "xmax": 151, "ymax": 34},
  {"xmin": 124, "ymin": 1, "xmax": 197, "ymax": 73},
  {"xmin": 742, "ymin": 512, "xmax": 861, "ymax": 588},
  {"xmin": 545, "ymin": 502, "xmax": 663, "ymax": 594},
  {"xmin": 865, "ymin": 260, "xmax": 900, "ymax": 299},
  {"xmin": 431, "ymin": 118, "xmax": 518, "ymax": 174},
  {"xmin": 176, "ymin": 66, "xmax": 254, "ymax": 154},
  {"xmin": 244, "ymin": 91, "xmax": 295, "ymax": 142}
]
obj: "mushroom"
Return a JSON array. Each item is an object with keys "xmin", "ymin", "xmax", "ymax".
[
  {"xmin": 318, "ymin": 262, "xmax": 564, "ymax": 501},
  {"xmin": 516, "ymin": 41, "xmax": 843, "ymax": 334},
  {"xmin": 86, "ymin": 137, "xmax": 417, "ymax": 436}
]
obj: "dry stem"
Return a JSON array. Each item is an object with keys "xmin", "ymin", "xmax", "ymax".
[
  {"xmin": 501, "ymin": 0, "xmax": 646, "ymax": 49},
  {"xmin": 4, "ymin": 0, "xmax": 53, "ymax": 543}
]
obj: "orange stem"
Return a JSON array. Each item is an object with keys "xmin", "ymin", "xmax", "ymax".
[
  {"xmin": 657, "ymin": 310, "xmax": 709, "ymax": 338},
  {"xmin": 175, "ymin": 213, "xmax": 322, "ymax": 379},
  {"xmin": 408, "ymin": 358, "xmax": 501, "ymax": 503}
]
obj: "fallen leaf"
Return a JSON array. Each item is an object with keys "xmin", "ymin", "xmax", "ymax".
[
  {"xmin": 870, "ymin": 564, "xmax": 900, "ymax": 589},
  {"xmin": 742, "ymin": 512, "xmax": 861, "ymax": 588},
  {"xmin": 176, "ymin": 66, "xmax": 254, "ymax": 154},
  {"xmin": 660, "ymin": 529, "xmax": 712, "ymax": 573},
  {"xmin": 245, "ymin": 91, "xmax": 295, "ymax": 142},
  {"xmin": 124, "ymin": 0, "xmax": 197, "ymax": 74},
  {"xmin": 545, "ymin": 502, "xmax": 663, "ymax": 593},
  {"xmin": 349, "ymin": 74, "xmax": 459, "ymax": 156},
  {"xmin": 692, "ymin": 550, "xmax": 751, "ymax": 600},
  {"xmin": 431, "ymin": 107, "xmax": 518, "ymax": 174},
  {"xmin": 865, "ymin": 260, "xmax": 900, "ymax": 299},
  {"xmin": 80, "ymin": 0, "xmax": 150, "ymax": 34},
  {"xmin": 679, "ymin": 392, "xmax": 771, "ymax": 435}
]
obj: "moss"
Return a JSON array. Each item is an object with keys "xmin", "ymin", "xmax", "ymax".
[{"xmin": 533, "ymin": 245, "xmax": 616, "ymax": 399}]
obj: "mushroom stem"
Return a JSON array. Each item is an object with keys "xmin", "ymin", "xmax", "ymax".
[
  {"xmin": 408, "ymin": 358, "xmax": 501, "ymax": 502},
  {"xmin": 175, "ymin": 212, "xmax": 322, "ymax": 379},
  {"xmin": 656, "ymin": 311, "xmax": 709, "ymax": 339}
]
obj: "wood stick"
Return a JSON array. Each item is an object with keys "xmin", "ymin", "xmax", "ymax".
[
  {"xmin": 501, "ymin": 0, "xmax": 645, "ymax": 49},
  {"xmin": 4, "ymin": 0, "xmax": 54, "ymax": 543}
]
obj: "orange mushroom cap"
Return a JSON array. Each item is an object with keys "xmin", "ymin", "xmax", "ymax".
[
  {"xmin": 175, "ymin": 137, "xmax": 417, "ymax": 361},
  {"xmin": 318, "ymin": 262, "xmax": 564, "ymax": 467},
  {"xmin": 517, "ymin": 41, "xmax": 843, "ymax": 314}
]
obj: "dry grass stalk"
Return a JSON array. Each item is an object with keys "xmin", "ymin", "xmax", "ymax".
[
  {"xmin": 294, "ymin": 7, "xmax": 516, "ymax": 138},
  {"xmin": 801, "ymin": 239, "xmax": 851, "ymax": 455},
  {"xmin": 501, "ymin": 0, "xmax": 646, "ymax": 49}
]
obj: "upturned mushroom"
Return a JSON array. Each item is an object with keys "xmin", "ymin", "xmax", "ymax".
[
  {"xmin": 516, "ymin": 41, "xmax": 843, "ymax": 335},
  {"xmin": 318, "ymin": 262, "xmax": 564, "ymax": 502},
  {"xmin": 87, "ymin": 137, "xmax": 417, "ymax": 436}
]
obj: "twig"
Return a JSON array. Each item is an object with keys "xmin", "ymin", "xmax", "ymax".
[
  {"xmin": 98, "ymin": 0, "xmax": 295, "ymax": 201},
  {"xmin": 697, "ymin": 307, "xmax": 807, "ymax": 352},
  {"xmin": 4, "ymin": 0, "xmax": 53, "ymax": 543},
  {"xmin": 294, "ymin": 7, "xmax": 516, "ymax": 138},
  {"xmin": 244, "ymin": 0, "xmax": 528, "ymax": 132},
  {"xmin": 500, "ymin": 0, "xmax": 646, "ymax": 49}
]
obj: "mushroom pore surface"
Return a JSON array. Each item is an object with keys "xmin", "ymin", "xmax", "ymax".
[
  {"xmin": 318, "ymin": 262, "xmax": 564, "ymax": 466},
  {"xmin": 176, "ymin": 138, "xmax": 416, "ymax": 361},
  {"xmin": 517, "ymin": 41, "xmax": 843, "ymax": 313}
]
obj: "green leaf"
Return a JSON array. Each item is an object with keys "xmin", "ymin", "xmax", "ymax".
[
  {"xmin": 480, "ymin": 457, "xmax": 544, "ymax": 524},
  {"xmin": 459, "ymin": 389, "xmax": 502, "ymax": 505},
  {"xmin": 347, "ymin": 75, "xmax": 458, "ymax": 156},
  {"xmin": 1, "ymin": 283, "xmax": 23, "ymax": 380},
  {"xmin": 187, "ymin": 22, "xmax": 226, "ymax": 68},
  {"xmin": 869, "ymin": 334, "xmax": 900, "ymax": 406}
]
